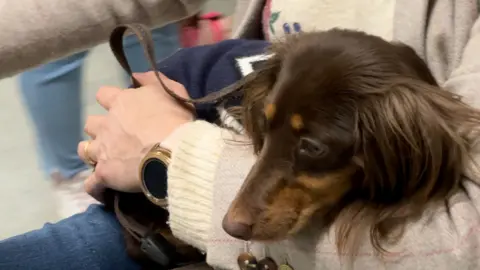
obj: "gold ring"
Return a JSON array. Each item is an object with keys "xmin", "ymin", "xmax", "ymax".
[{"xmin": 83, "ymin": 140, "xmax": 97, "ymax": 166}]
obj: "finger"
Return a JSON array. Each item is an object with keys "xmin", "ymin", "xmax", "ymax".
[
  {"xmin": 96, "ymin": 86, "xmax": 122, "ymax": 110},
  {"xmin": 77, "ymin": 139, "xmax": 101, "ymax": 165},
  {"xmin": 84, "ymin": 173, "xmax": 105, "ymax": 203},
  {"xmin": 134, "ymin": 71, "xmax": 190, "ymax": 100},
  {"xmin": 84, "ymin": 115, "xmax": 106, "ymax": 139},
  {"xmin": 133, "ymin": 71, "xmax": 186, "ymax": 93},
  {"xmin": 133, "ymin": 71, "xmax": 174, "ymax": 86}
]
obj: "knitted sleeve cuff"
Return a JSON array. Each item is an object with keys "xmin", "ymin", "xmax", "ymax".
[{"xmin": 166, "ymin": 120, "xmax": 227, "ymax": 251}]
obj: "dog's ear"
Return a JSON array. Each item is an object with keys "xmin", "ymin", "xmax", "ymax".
[
  {"xmin": 357, "ymin": 79, "xmax": 480, "ymax": 204},
  {"xmin": 392, "ymin": 42, "xmax": 438, "ymax": 86},
  {"xmin": 337, "ymin": 79, "xmax": 480, "ymax": 255},
  {"xmin": 237, "ymin": 53, "xmax": 283, "ymax": 153}
]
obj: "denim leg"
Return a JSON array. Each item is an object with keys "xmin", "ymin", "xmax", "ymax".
[
  {"xmin": 18, "ymin": 51, "xmax": 90, "ymax": 178},
  {"xmin": 18, "ymin": 24, "xmax": 180, "ymax": 179},
  {"xmin": 0, "ymin": 205, "xmax": 141, "ymax": 270}
]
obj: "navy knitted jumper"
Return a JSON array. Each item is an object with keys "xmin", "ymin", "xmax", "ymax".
[{"xmin": 155, "ymin": 39, "xmax": 271, "ymax": 121}]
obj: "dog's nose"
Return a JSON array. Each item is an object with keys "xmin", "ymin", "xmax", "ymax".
[{"xmin": 222, "ymin": 214, "xmax": 253, "ymax": 240}]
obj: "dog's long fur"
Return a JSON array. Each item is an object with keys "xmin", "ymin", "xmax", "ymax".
[{"xmin": 223, "ymin": 29, "xmax": 480, "ymax": 258}]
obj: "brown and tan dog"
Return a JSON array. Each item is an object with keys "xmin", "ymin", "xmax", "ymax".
[
  {"xmin": 222, "ymin": 29, "xmax": 480, "ymax": 257},
  {"xmin": 107, "ymin": 24, "xmax": 480, "ymax": 267}
]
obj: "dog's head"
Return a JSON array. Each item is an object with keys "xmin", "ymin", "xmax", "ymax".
[{"xmin": 223, "ymin": 29, "xmax": 480, "ymax": 254}]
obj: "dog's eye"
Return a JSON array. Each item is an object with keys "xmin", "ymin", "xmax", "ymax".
[{"xmin": 298, "ymin": 137, "xmax": 328, "ymax": 158}]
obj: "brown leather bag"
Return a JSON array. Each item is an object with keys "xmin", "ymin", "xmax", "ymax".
[{"xmin": 102, "ymin": 190, "xmax": 207, "ymax": 269}]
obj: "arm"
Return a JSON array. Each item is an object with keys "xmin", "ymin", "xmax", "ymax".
[
  {"xmin": 231, "ymin": 0, "xmax": 265, "ymax": 39},
  {"xmin": 0, "ymin": 0, "xmax": 206, "ymax": 78},
  {"xmin": 166, "ymin": 120, "xmax": 254, "ymax": 254},
  {"xmin": 155, "ymin": 38, "xmax": 269, "ymax": 119},
  {"xmin": 155, "ymin": 39, "xmax": 270, "ymax": 99},
  {"xmin": 444, "ymin": 16, "xmax": 480, "ymax": 187},
  {"xmin": 166, "ymin": 121, "xmax": 229, "ymax": 251},
  {"xmin": 166, "ymin": 120, "xmax": 254, "ymax": 267},
  {"xmin": 444, "ymin": 17, "xmax": 480, "ymax": 111},
  {"xmin": 154, "ymin": 40, "xmax": 270, "ymax": 251}
]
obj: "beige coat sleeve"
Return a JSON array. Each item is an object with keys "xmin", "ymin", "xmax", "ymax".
[
  {"xmin": 0, "ymin": 0, "xmax": 206, "ymax": 78},
  {"xmin": 231, "ymin": 0, "xmax": 264, "ymax": 39},
  {"xmin": 444, "ymin": 17, "xmax": 480, "ymax": 111}
]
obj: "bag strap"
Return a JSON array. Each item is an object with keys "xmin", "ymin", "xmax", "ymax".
[
  {"xmin": 114, "ymin": 194, "xmax": 147, "ymax": 241},
  {"xmin": 109, "ymin": 23, "xmax": 249, "ymax": 105},
  {"xmin": 113, "ymin": 193, "xmax": 184, "ymax": 267}
]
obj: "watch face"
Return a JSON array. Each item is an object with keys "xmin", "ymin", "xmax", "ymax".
[{"xmin": 143, "ymin": 158, "xmax": 168, "ymax": 199}]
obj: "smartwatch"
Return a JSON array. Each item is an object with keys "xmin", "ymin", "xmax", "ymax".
[{"xmin": 139, "ymin": 143, "xmax": 171, "ymax": 209}]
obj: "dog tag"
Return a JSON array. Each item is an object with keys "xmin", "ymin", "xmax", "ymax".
[
  {"xmin": 257, "ymin": 257, "xmax": 278, "ymax": 270},
  {"xmin": 257, "ymin": 245, "xmax": 277, "ymax": 270},
  {"xmin": 278, "ymin": 257, "xmax": 294, "ymax": 270},
  {"xmin": 237, "ymin": 242, "xmax": 258, "ymax": 270},
  {"xmin": 237, "ymin": 253, "xmax": 258, "ymax": 269},
  {"xmin": 278, "ymin": 264, "xmax": 294, "ymax": 270}
]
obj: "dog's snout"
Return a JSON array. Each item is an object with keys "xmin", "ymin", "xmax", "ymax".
[{"xmin": 222, "ymin": 213, "xmax": 253, "ymax": 240}]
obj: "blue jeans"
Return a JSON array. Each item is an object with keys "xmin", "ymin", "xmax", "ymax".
[
  {"xmin": 0, "ymin": 205, "xmax": 141, "ymax": 270},
  {"xmin": 18, "ymin": 24, "xmax": 180, "ymax": 179}
]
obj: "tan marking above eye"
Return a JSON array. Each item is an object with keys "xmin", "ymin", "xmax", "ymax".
[
  {"xmin": 264, "ymin": 103, "xmax": 276, "ymax": 120},
  {"xmin": 290, "ymin": 114, "xmax": 304, "ymax": 130}
]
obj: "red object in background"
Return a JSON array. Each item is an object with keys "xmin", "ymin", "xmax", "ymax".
[{"xmin": 180, "ymin": 12, "xmax": 228, "ymax": 48}]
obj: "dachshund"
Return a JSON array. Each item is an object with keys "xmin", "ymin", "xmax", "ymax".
[
  {"xmin": 221, "ymin": 29, "xmax": 480, "ymax": 258},
  {"xmin": 107, "ymin": 25, "xmax": 480, "ymax": 266}
]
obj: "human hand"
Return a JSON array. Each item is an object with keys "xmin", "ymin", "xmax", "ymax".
[{"xmin": 78, "ymin": 72, "xmax": 194, "ymax": 201}]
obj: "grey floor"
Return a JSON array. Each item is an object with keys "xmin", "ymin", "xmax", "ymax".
[{"xmin": 0, "ymin": 0, "xmax": 235, "ymax": 240}]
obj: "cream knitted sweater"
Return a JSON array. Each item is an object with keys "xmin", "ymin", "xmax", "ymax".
[{"xmin": 167, "ymin": 0, "xmax": 480, "ymax": 269}]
